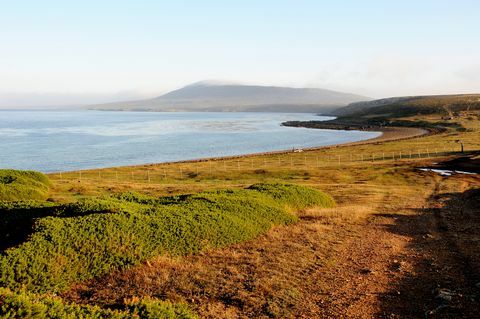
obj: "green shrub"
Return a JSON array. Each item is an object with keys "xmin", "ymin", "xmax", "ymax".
[
  {"xmin": 0, "ymin": 183, "xmax": 334, "ymax": 293},
  {"xmin": 0, "ymin": 200, "xmax": 58, "ymax": 211},
  {"xmin": 0, "ymin": 170, "xmax": 51, "ymax": 202},
  {"xmin": 248, "ymin": 183, "xmax": 335, "ymax": 210},
  {"xmin": 0, "ymin": 288, "xmax": 197, "ymax": 319}
]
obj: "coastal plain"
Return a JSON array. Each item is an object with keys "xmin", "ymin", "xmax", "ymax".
[{"xmin": 1, "ymin": 95, "xmax": 480, "ymax": 318}]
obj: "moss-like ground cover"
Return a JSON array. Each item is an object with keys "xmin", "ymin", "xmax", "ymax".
[
  {"xmin": 0, "ymin": 182, "xmax": 334, "ymax": 295},
  {"xmin": 0, "ymin": 170, "xmax": 51, "ymax": 201},
  {"xmin": 0, "ymin": 288, "xmax": 197, "ymax": 319}
]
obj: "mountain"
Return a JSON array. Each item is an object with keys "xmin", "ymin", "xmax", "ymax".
[{"xmin": 88, "ymin": 81, "xmax": 371, "ymax": 113}]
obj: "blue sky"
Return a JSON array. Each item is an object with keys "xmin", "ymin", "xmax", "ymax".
[{"xmin": 1, "ymin": 0, "xmax": 480, "ymax": 106}]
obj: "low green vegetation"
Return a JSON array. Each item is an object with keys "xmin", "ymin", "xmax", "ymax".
[
  {"xmin": 0, "ymin": 288, "xmax": 197, "ymax": 319},
  {"xmin": 247, "ymin": 183, "xmax": 335, "ymax": 209},
  {"xmin": 0, "ymin": 182, "xmax": 334, "ymax": 293},
  {"xmin": 0, "ymin": 170, "xmax": 51, "ymax": 201}
]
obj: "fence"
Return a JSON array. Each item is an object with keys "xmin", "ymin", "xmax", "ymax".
[{"xmin": 48, "ymin": 146, "xmax": 474, "ymax": 184}]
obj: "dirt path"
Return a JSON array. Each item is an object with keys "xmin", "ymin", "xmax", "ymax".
[
  {"xmin": 302, "ymin": 175, "xmax": 480, "ymax": 319},
  {"xmin": 297, "ymin": 213, "xmax": 411, "ymax": 318}
]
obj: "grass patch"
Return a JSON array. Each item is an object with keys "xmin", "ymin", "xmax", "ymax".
[
  {"xmin": 0, "ymin": 288, "xmax": 197, "ymax": 319},
  {"xmin": 0, "ymin": 183, "xmax": 334, "ymax": 293},
  {"xmin": 0, "ymin": 170, "xmax": 51, "ymax": 201},
  {"xmin": 247, "ymin": 183, "xmax": 335, "ymax": 210}
]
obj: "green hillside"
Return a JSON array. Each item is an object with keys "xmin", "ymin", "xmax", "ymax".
[
  {"xmin": 333, "ymin": 94, "xmax": 480, "ymax": 119},
  {"xmin": 0, "ymin": 170, "xmax": 52, "ymax": 201}
]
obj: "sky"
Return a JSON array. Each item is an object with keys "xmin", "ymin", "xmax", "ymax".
[{"xmin": 1, "ymin": 0, "xmax": 480, "ymax": 107}]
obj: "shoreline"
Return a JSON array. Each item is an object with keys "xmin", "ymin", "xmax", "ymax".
[{"xmin": 49, "ymin": 124, "xmax": 430, "ymax": 174}]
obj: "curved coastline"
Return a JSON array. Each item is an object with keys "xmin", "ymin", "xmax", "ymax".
[
  {"xmin": 3, "ymin": 111, "xmax": 379, "ymax": 173},
  {"xmin": 141, "ymin": 125, "xmax": 427, "ymax": 165},
  {"xmin": 54, "ymin": 120, "xmax": 430, "ymax": 173}
]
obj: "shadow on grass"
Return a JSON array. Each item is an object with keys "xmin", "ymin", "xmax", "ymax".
[
  {"xmin": 0, "ymin": 205, "xmax": 58, "ymax": 252},
  {"xmin": 374, "ymin": 188, "xmax": 480, "ymax": 318}
]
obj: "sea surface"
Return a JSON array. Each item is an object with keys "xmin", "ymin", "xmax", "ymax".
[{"xmin": 0, "ymin": 111, "xmax": 380, "ymax": 172}]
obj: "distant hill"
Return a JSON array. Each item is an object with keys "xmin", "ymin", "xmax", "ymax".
[
  {"xmin": 332, "ymin": 94, "xmax": 480, "ymax": 118},
  {"xmin": 88, "ymin": 81, "xmax": 371, "ymax": 112}
]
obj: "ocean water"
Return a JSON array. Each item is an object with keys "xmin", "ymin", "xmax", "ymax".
[{"xmin": 0, "ymin": 111, "xmax": 380, "ymax": 172}]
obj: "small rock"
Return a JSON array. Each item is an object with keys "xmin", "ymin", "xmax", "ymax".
[
  {"xmin": 435, "ymin": 288, "xmax": 454, "ymax": 303},
  {"xmin": 425, "ymin": 288, "xmax": 456, "ymax": 317},
  {"xmin": 360, "ymin": 268, "xmax": 373, "ymax": 274},
  {"xmin": 426, "ymin": 305, "xmax": 450, "ymax": 316},
  {"xmin": 476, "ymin": 282, "xmax": 480, "ymax": 289},
  {"xmin": 391, "ymin": 260, "xmax": 403, "ymax": 271}
]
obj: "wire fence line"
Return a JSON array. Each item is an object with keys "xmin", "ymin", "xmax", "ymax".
[{"xmin": 48, "ymin": 146, "xmax": 473, "ymax": 183}]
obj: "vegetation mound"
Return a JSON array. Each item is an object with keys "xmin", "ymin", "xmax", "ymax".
[
  {"xmin": 0, "ymin": 288, "xmax": 197, "ymax": 319},
  {"xmin": 0, "ymin": 183, "xmax": 334, "ymax": 293},
  {"xmin": 0, "ymin": 170, "xmax": 51, "ymax": 201}
]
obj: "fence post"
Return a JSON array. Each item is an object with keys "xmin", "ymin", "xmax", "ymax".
[{"xmin": 147, "ymin": 171, "xmax": 150, "ymax": 183}]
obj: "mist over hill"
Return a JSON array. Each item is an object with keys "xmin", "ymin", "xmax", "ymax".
[{"xmin": 89, "ymin": 81, "xmax": 371, "ymax": 113}]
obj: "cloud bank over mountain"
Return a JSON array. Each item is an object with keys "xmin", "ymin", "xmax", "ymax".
[{"xmin": 89, "ymin": 81, "xmax": 370, "ymax": 113}]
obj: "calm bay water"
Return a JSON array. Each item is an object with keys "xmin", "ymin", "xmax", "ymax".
[{"xmin": 0, "ymin": 111, "xmax": 380, "ymax": 172}]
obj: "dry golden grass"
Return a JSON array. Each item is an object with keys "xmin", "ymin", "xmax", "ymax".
[{"xmin": 302, "ymin": 205, "xmax": 373, "ymax": 225}]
